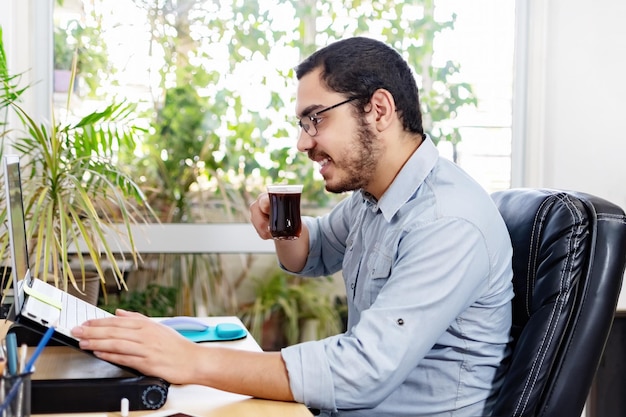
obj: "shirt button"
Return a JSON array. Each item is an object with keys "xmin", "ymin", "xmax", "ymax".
[{"xmin": 397, "ymin": 318, "xmax": 404, "ymax": 326}]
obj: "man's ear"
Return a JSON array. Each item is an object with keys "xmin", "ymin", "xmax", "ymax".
[{"xmin": 368, "ymin": 88, "xmax": 396, "ymax": 132}]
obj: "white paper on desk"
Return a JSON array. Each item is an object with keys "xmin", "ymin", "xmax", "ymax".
[{"xmin": 140, "ymin": 411, "xmax": 198, "ymax": 417}]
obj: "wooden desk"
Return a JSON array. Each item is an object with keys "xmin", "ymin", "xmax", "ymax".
[{"xmin": 2, "ymin": 317, "xmax": 311, "ymax": 417}]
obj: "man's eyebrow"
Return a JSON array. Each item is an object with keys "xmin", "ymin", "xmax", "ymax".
[{"xmin": 298, "ymin": 104, "xmax": 324, "ymax": 118}]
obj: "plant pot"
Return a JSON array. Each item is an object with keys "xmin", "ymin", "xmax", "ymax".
[
  {"xmin": 53, "ymin": 69, "xmax": 72, "ymax": 93},
  {"xmin": 299, "ymin": 318, "xmax": 320, "ymax": 342},
  {"xmin": 67, "ymin": 272, "xmax": 101, "ymax": 306},
  {"xmin": 261, "ymin": 310, "xmax": 288, "ymax": 351}
]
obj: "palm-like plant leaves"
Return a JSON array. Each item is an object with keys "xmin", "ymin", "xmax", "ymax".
[{"xmin": 9, "ymin": 102, "xmax": 154, "ymax": 293}]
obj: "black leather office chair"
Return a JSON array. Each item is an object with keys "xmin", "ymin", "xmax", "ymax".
[{"xmin": 490, "ymin": 188, "xmax": 626, "ymax": 417}]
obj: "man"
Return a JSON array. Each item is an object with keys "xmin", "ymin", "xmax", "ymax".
[{"xmin": 72, "ymin": 37, "xmax": 514, "ymax": 416}]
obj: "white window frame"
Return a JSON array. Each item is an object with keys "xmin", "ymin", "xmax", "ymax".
[{"xmin": 0, "ymin": 0, "xmax": 52, "ymax": 146}]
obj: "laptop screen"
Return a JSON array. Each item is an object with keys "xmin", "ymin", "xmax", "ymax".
[{"xmin": 3, "ymin": 155, "xmax": 31, "ymax": 316}]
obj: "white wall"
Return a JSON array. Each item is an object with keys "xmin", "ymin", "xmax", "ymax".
[
  {"xmin": 515, "ymin": 0, "xmax": 626, "ymax": 209},
  {"xmin": 0, "ymin": 0, "xmax": 52, "ymax": 140},
  {"xmin": 514, "ymin": 0, "xmax": 626, "ymax": 312}
]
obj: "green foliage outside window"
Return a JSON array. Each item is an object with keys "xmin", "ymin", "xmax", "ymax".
[
  {"xmin": 120, "ymin": 0, "xmax": 476, "ymax": 223},
  {"xmin": 50, "ymin": 1, "xmax": 478, "ymax": 325},
  {"xmin": 54, "ymin": 18, "xmax": 112, "ymax": 97}
]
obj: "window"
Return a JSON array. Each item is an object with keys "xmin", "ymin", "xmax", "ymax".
[
  {"xmin": 434, "ymin": 1, "xmax": 515, "ymax": 192},
  {"xmin": 52, "ymin": 0, "xmax": 515, "ymax": 205}
]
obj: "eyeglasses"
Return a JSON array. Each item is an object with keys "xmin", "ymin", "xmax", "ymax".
[{"xmin": 297, "ymin": 97, "xmax": 358, "ymax": 137}]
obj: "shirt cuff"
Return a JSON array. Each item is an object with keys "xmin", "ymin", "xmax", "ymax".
[
  {"xmin": 281, "ymin": 341, "xmax": 337, "ymax": 411},
  {"xmin": 278, "ymin": 216, "xmax": 322, "ymax": 276}
]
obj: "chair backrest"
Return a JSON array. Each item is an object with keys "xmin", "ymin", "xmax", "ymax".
[{"xmin": 490, "ymin": 188, "xmax": 626, "ymax": 417}]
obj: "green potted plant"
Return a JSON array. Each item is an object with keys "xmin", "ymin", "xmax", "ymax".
[
  {"xmin": 98, "ymin": 283, "xmax": 179, "ymax": 317},
  {"xmin": 53, "ymin": 26, "xmax": 75, "ymax": 93},
  {"xmin": 240, "ymin": 271, "xmax": 342, "ymax": 351},
  {"xmin": 53, "ymin": 20, "xmax": 110, "ymax": 96},
  {"xmin": 0, "ymin": 26, "xmax": 154, "ymax": 303}
]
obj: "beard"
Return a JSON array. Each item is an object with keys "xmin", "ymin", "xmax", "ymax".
[{"xmin": 311, "ymin": 117, "xmax": 383, "ymax": 194}]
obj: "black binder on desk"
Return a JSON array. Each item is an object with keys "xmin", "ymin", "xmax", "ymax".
[
  {"xmin": 0, "ymin": 155, "xmax": 169, "ymax": 412},
  {"xmin": 7, "ymin": 323, "xmax": 170, "ymax": 413}
]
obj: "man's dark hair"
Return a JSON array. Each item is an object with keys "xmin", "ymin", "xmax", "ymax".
[{"xmin": 295, "ymin": 37, "xmax": 425, "ymax": 137}]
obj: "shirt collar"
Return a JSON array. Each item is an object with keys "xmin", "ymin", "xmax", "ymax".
[{"xmin": 361, "ymin": 135, "xmax": 439, "ymax": 221}]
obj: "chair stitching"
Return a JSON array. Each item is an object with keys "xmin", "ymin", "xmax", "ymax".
[
  {"xmin": 514, "ymin": 194, "xmax": 582, "ymax": 415},
  {"xmin": 524, "ymin": 198, "xmax": 553, "ymax": 317},
  {"xmin": 517, "ymin": 194, "xmax": 583, "ymax": 414},
  {"xmin": 513, "ymin": 196, "xmax": 553, "ymax": 414},
  {"xmin": 515, "ymin": 196, "xmax": 574, "ymax": 414},
  {"xmin": 597, "ymin": 212, "xmax": 626, "ymax": 224},
  {"xmin": 522, "ymin": 194, "xmax": 583, "ymax": 414},
  {"xmin": 514, "ymin": 197, "xmax": 554, "ymax": 415},
  {"xmin": 538, "ymin": 204, "xmax": 623, "ymax": 415}
]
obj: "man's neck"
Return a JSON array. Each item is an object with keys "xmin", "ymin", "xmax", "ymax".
[{"xmin": 364, "ymin": 133, "xmax": 424, "ymax": 200}]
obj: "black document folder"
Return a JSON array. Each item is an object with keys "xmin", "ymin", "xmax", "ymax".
[{"xmin": 7, "ymin": 323, "xmax": 170, "ymax": 413}]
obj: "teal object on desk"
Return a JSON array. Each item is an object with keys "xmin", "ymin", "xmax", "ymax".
[
  {"xmin": 5, "ymin": 332, "xmax": 19, "ymax": 375},
  {"xmin": 177, "ymin": 323, "xmax": 247, "ymax": 342}
]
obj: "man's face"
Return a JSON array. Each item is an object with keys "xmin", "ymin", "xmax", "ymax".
[{"xmin": 295, "ymin": 69, "xmax": 382, "ymax": 194}]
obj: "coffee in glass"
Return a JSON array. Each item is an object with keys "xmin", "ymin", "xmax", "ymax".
[{"xmin": 267, "ymin": 184, "xmax": 303, "ymax": 240}]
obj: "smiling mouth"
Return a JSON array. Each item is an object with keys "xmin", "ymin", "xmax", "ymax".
[
  {"xmin": 318, "ymin": 157, "xmax": 331, "ymax": 168},
  {"xmin": 309, "ymin": 150, "xmax": 333, "ymax": 174},
  {"xmin": 314, "ymin": 156, "xmax": 333, "ymax": 178}
]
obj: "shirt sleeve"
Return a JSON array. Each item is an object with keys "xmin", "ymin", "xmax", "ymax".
[
  {"xmin": 281, "ymin": 217, "xmax": 493, "ymax": 411},
  {"xmin": 282, "ymin": 196, "xmax": 355, "ymax": 277}
]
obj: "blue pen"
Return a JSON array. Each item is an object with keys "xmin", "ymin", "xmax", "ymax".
[
  {"xmin": 5, "ymin": 332, "xmax": 18, "ymax": 375},
  {"xmin": 24, "ymin": 325, "xmax": 55, "ymax": 372},
  {"xmin": 0, "ymin": 326, "xmax": 56, "ymax": 414}
]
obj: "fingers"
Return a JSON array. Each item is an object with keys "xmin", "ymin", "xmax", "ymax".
[
  {"xmin": 78, "ymin": 316, "xmax": 143, "ymax": 330},
  {"xmin": 74, "ymin": 320, "xmax": 179, "ymax": 357},
  {"xmin": 70, "ymin": 313, "xmax": 197, "ymax": 384},
  {"xmin": 80, "ymin": 335, "xmax": 145, "ymax": 357},
  {"xmin": 250, "ymin": 193, "xmax": 272, "ymax": 239},
  {"xmin": 115, "ymin": 309, "xmax": 148, "ymax": 319},
  {"xmin": 72, "ymin": 316, "xmax": 175, "ymax": 347},
  {"xmin": 250, "ymin": 192, "xmax": 270, "ymax": 216},
  {"xmin": 84, "ymin": 325, "xmax": 194, "ymax": 384},
  {"xmin": 258, "ymin": 192, "xmax": 270, "ymax": 215},
  {"xmin": 72, "ymin": 321, "xmax": 142, "ymax": 350}
]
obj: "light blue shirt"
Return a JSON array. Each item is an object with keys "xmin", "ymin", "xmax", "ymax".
[{"xmin": 280, "ymin": 137, "xmax": 514, "ymax": 416}]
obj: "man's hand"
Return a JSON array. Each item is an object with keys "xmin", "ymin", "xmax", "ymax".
[
  {"xmin": 71, "ymin": 309, "xmax": 295, "ymax": 401},
  {"xmin": 71, "ymin": 309, "xmax": 199, "ymax": 384},
  {"xmin": 250, "ymin": 192, "xmax": 272, "ymax": 240}
]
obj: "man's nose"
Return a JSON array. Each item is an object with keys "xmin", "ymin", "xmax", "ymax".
[{"xmin": 296, "ymin": 129, "xmax": 315, "ymax": 153}]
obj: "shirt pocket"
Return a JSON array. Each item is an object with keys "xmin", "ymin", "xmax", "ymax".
[{"xmin": 366, "ymin": 243, "xmax": 393, "ymax": 305}]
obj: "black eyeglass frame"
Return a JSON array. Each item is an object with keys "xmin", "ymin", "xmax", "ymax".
[{"xmin": 297, "ymin": 97, "xmax": 358, "ymax": 137}]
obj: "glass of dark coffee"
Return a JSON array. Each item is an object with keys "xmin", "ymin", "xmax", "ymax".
[{"xmin": 267, "ymin": 184, "xmax": 303, "ymax": 240}]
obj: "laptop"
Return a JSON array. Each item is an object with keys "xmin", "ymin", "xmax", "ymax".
[
  {"xmin": 2, "ymin": 155, "xmax": 173, "ymax": 411},
  {"xmin": 3, "ymin": 154, "xmax": 113, "ymax": 346}
]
